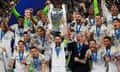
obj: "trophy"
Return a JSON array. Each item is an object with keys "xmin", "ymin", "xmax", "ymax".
[
  {"xmin": 49, "ymin": 1, "xmax": 67, "ymax": 36},
  {"xmin": 51, "ymin": 8, "xmax": 63, "ymax": 28}
]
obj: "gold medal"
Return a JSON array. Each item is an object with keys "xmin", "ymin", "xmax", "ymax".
[
  {"xmin": 56, "ymin": 56, "xmax": 59, "ymax": 59},
  {"xmin": 119, "ymin": 39, "xmax": 120, "ymax": 43},
  {"xmin": 116, "ymin": 40, "xmax": 119, "ymax": 42},
  {"xmin": 94, "ymin": 62, "xmax": 98, "ymax": 65},
  {"xmin": 97, "ymin": 37, "xmax": 100, "ymax": 41},
  {"xmin": 78, "ymin": 53, "xmax": 81, "ymax": 56},
  {"xmin": 116, "ymin": 39, "xmax": 120, "ymax": 43},
  {"xmin": 0, "ymin": 40, "xmax": 2, "ymax": 43}
]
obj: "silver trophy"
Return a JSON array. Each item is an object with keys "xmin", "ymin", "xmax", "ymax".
[{"xmin": 51, "ymin": 8, "xmax": 63, "ymax": 28}]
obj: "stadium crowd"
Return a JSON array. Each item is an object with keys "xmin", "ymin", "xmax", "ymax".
[{"xmin": 0, "ymin": 0, "xmax": 120, "ymax": 72}]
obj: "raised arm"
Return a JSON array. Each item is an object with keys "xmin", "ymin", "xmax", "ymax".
[
  {"xmin": 101, "ymin": 0, "xmax": 111, "ymax": 21},
  {"xmin": 24, "ymin": 64, "xmax": 29, "ymax": 72},
  {"xmin": 8, "ymin": 59, "xmax": 15, "ymax": 69},
  {"xmin": 11, "ymin": 6, "xmax": 21, "ymax": 18},
  {"xmin": 41, "ymin": 63, "xmax": 46, "ymax": 72}
]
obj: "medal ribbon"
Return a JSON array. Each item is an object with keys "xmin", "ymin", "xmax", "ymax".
[
  {"xmin": 106, "ymin": 49, "xmax": 111, "ymax": 57},
  {"xmin": 0, "ymin": 30, "xmax": 2, "ymax": 40},
  {"xmin": 26, "ymin": 18, "xmax": 32, "ymax": 27},
  {"xmin": 55, "ymin": 46, "xmax": 60, "ymax": 57},
  {"xmin": 91, "ymin": 51, "xmax": 97, "ymax": 62},
  {"xmin": 76, "ymin": 43, "xmax": 83, "ymax": 54},
  {"xmin": 25, "ymin": 42, "xmax": 29, "ymax": 51},
  {"xmin": 18, "ymin": 27, "xmax": 23, "ymax": 37},
  {"xmin": 33, "ymin": 56, "xmax": 39, "ymax": 68},
  {"xmin": 41, "ymin": 36, "xmax": 45, "ymax": 47},
  {"xmin": 19, "ymin": 52, "xmax": 24, "ymax": 62},
  {"xmin": 89, "ymin": 17, "xmax": 95, "ymax": 25},
  {"xmin": 96, "ymin": 25, "xmax": 101, "ymax": 37},
  {"xmin": 114, "ymin": 29, "xmax": 120, "ymax": 39},
  {"xmin": 0, "ymin": 31, "xmax": 6, "ymax": 40},
  {"xmin": 76, "ymin": 23, "xmax": 82, "ymax": 33}
]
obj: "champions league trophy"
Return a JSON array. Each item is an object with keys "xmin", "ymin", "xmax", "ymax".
[
  {"xmin": 51, "ymin": 8, "xmax": 63, "ymax": 28},
  {"xmin": 48, "ymin": 1, "xmax": 67, "ymax": 36}
]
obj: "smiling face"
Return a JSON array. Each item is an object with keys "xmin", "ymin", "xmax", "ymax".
[
  {"xmin": 104, "ymin": 38, "xmax": 111, "ymax": 47},
  {"xmin": 76, "ymin": 14, "xmax": 82, "ymax": 23},
  {"xmin": 55, "ymin": 36, "xmax": 62, "ymax": 45},
  {"xmin": 89, "ymin": 40, "xmax": 97, "ymax": 51},
  {"xmin": 96, "ymin": 15, "xmax": 102, "ymax": 26},
  {"xmin": 113, "ymin": 19, "xmax": 120, "ymax": 29},
  {"xmin": 18, "ymin": 41, "xmax": 24, "ymax": 51},
  {"xmin": 76, "ymin": 33, "xmax": 83, "ymax": 43},
  {"xmin": 23, "ymin": 33, "xmax": 30, "ymax": 41},
  {"xmin": 24, "ymin": 9, "xmax": 32, "ymax": 18}
]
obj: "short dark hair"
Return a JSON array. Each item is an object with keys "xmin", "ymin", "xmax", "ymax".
[
  {"xmin": 96, "ymin": 13, "xmax": 101, "ymax": 17},
  {"xmin": 30, "ymin": 46, "xmax": 38, "ymax": 50},
  {"xmin": 104, "ymin": 36, "xmax": 111, "ymax": 41},
  {"xmin": 54, "ymin": 34, "xmax": 62, "ymax": 39},
  {"xmin": 76, "ymin": 12, "xmax": 83, "ymax": 17},
  {"xmin": 35, "ymin": 9, "xmax": 41, "ymax": 15},
  {"xmin": 88, "ymin": 39, "xmax": 96, "ymax": 45},
  {"xmin": 113, "ymin": 18, "xmax": 120, "ymax": 22},
  {"xmin": 18, "ymin": 40, "xmax": 24, "ymax": 44},
  {"xmin": 18, "ymin": 16, "xmax": 24, "ymax": 19},
  {"xmin": 23, "ymin": 31, "xmax": 28, "ymax": 35},
  {"xmin": 37, "ymin": 26, "xmax": 45, "ymax": 32}
]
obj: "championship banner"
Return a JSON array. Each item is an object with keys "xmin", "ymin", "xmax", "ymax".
[{"xmin": 51, "ymin": 8, "xmax": 63, "ymax": 27}]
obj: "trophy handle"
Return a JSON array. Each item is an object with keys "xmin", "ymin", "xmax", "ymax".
[
  {"xmin": 62, "ymin": 4, "xmax": 67, "ymax": 26},
  {"xmin": 48, "ymin": 4, "xmax": 54, "ymax": 25}
]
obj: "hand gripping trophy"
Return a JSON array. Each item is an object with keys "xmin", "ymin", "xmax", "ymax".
[{"xmin": 46, "ymin": 0, "xmax": 67, "ymax": 36}]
